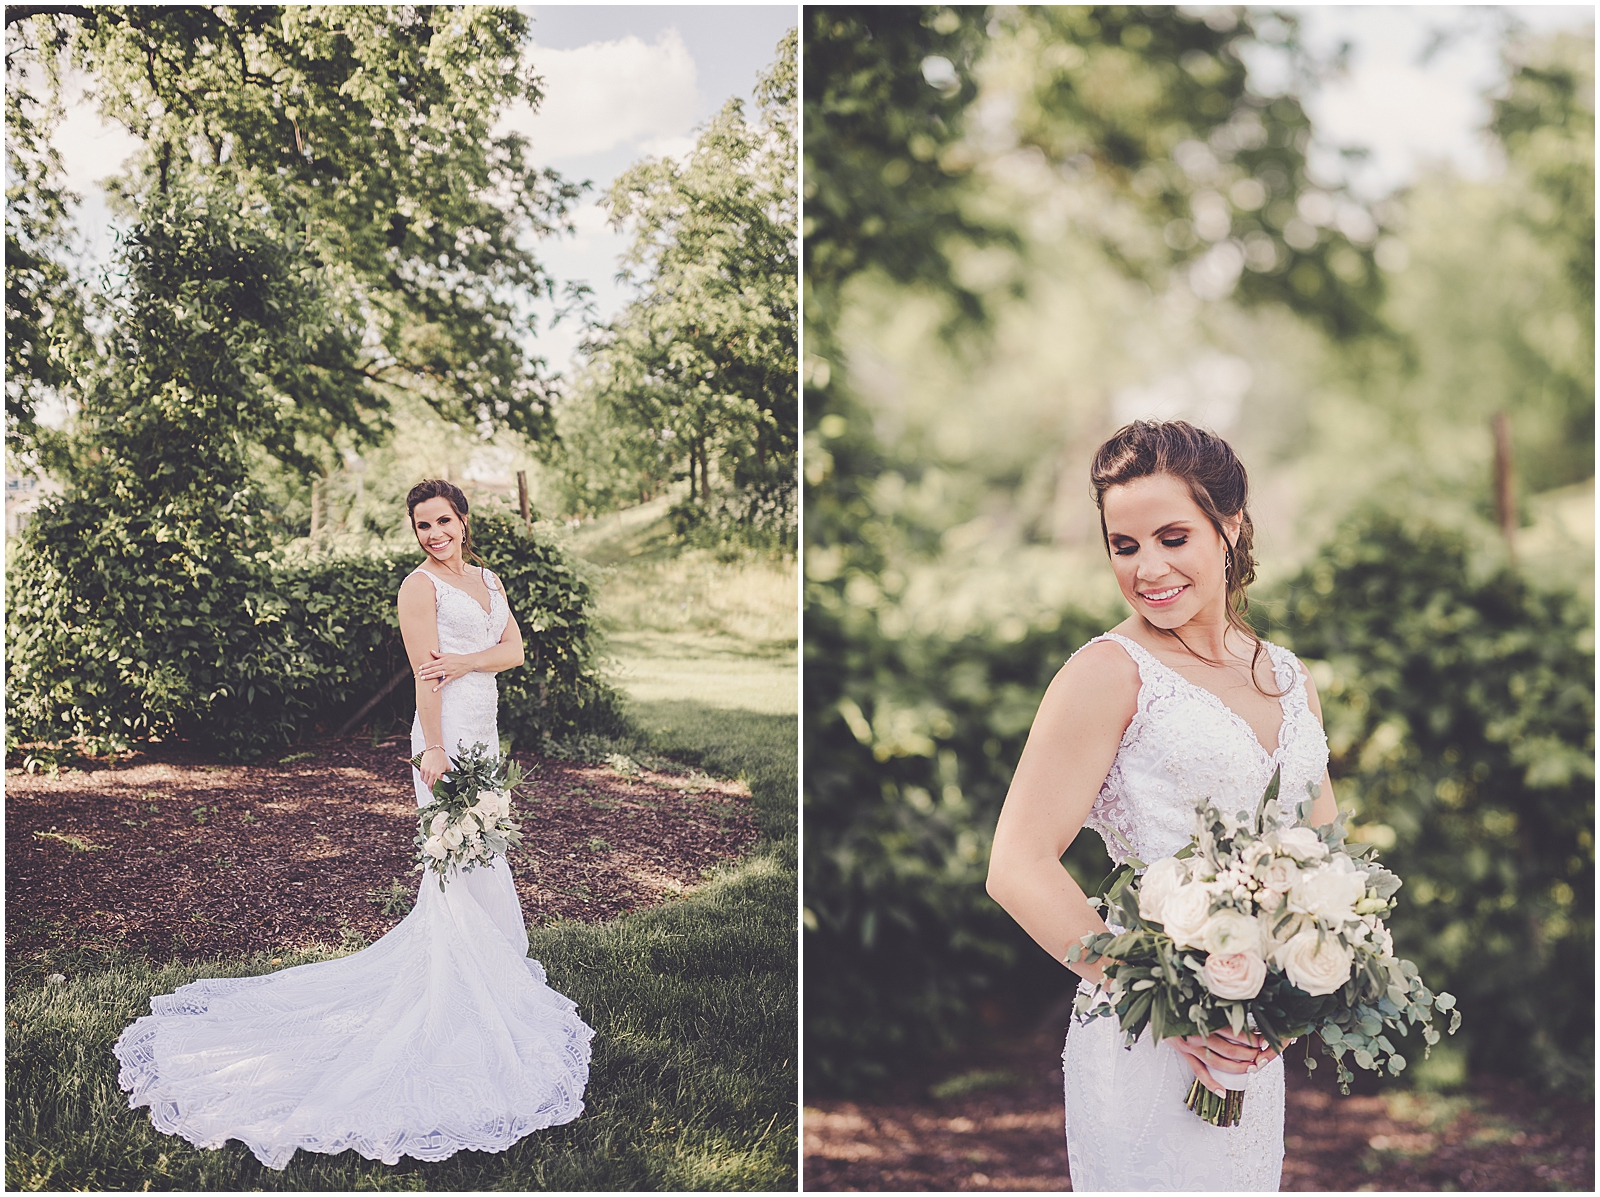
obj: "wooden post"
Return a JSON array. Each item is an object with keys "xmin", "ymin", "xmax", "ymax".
[
  {"xmin": 1491, "ymin": 411, "xmax": 1516, "ymax": 558},
  {"xmin": 517, "ymin": 469, "xmax": 530, "ymax": 530}
]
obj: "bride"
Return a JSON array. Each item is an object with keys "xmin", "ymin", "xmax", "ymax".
[
  {"xmin": 986, "ymin": 421, "xmax": 1336, "ymax": 1191},
  {"xmin": 114, "ymin": 479, "xmax": 594, "ymax": 1170}
]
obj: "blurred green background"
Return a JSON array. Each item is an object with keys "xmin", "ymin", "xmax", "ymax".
[{"xmin": 802, "ymin": 6, "xmax": 1593, "ymax": 1099}]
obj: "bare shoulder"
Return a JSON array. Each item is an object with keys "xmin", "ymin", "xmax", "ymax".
[
  {"xmin": 397, "ymin": 570, "xmax": 434, "ymax": 605},
  {"xmin": 1038, "ymin": 636, "xmax": 1140, "ymax": 724}
]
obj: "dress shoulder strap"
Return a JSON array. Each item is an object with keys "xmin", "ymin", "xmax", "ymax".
[
  {"xmin": 408, "ymin": 567, "xmax": 448, "ymax": 594},
  {"xmin": 480, "ymin": 566, "xmax": 501, "ymax": 594},
  {"xmin": 1070, "ymin": 630, "xmax": 1159, "ymax": 672}
]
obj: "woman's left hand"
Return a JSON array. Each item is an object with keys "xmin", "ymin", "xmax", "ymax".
[
  {"xmin": 1167, "ymin": 1028, "xmax": 1282, "ymax": 1095},
  {"xmin": 418, "ymin": 649, "xmax": 476, "ymax": 691}
]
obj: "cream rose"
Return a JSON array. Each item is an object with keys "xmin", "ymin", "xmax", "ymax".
[
  {"xmin": 1289, "ymin": 858, "xmax": 1367, "ymax": 925},
  {"xmin": 1201, "ymin": 951, "xmax": 1268, "ymax": 1000},
  {"xmin": 1201, "ymin": 908, "xmax": 1265, "ymax": 957},
  {"xmin": 1261, "ymin": 857, "xmax": 1300, "ymax": 894},
  {"xmin": 423, "ymin": 835, "xmax": 448, "ymax": 860},
  {"xmin": 1138, "ymin": 857, "xmax": 1190, "ymax": 924},
  {"xmin": 430, "ymin": 811, "xmax": 449, "ymax": 837},
  {"xmin": 442, "ymin": 824, "xmax": 465, "ymax": 849},
  {"xmin": 1162, "ymin": 882, "xmax": 1214, "ymax": 948},
  {"xmin": 1275, "ymin": 827, "xmax": 1329, "ymax": 863},
  {"xmin": 1276, "ymin": 929, "xmax": 1354, "ymax": 996}
]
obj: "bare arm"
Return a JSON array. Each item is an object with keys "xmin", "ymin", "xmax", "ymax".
[
  {"xmin": 398, "ymin": 573, "xmax": 450, "ymax": 788},
  {"xmin": 986, "ymin": 640, "xmax": 1139, "ymax": 989}
]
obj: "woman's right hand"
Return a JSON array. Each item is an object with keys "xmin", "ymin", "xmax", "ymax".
[
  {"xmin": 1166, "ymin": 1029, "xmax": 1277, "ymax": 1096},
  {"xmin": 419, "ymin": 745, "xmax": 451, "ymax": 790}
]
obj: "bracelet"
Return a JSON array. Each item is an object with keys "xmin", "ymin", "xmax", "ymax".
[{"xmin": 422, "ymin": 744, "xmax": 446, "ymax": 754}]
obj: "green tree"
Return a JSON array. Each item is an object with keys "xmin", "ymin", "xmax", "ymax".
[
  {"xmin": 557, "ymin": 29, "xmax": 797, "ymax": 548},
  {"xmin": 803, "ymin": 4, "xmax": 1391, "ymax": 1092},
  {"xmin": 6, "ymin": 4, "xmax": 580, "ymax": 467},
  {"xmin": 4, "ymin": 5, "xmax": 598, "ymax": 755}
]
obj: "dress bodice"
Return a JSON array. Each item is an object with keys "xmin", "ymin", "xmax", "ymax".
[
  {"xmin": 409, "ymin": 566, "xmax": 509, "ymax": 802},
  {"xmin": 1077, "ymin": 631, "xmax": 1329, "ymax": 868},
  {"xmin": 411, "ymin": 566, "xmax": 510, "ymax": 655}
]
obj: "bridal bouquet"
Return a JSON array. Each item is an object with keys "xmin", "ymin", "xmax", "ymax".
[
  {"xmin": 1067, "ymin": 768, "xmax": 1460, "ymax": 1127},
  {"xmin": 409, "ymin": 741, "xmax": 525, "ymax": 890}
]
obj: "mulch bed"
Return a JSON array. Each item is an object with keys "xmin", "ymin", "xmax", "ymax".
[
  {"xmin": 6, "ymin": 738, "xmax": 757, "ymax": 967},
  {"xmin": 803, "ymin": 1033, "xmax": 1594, "ymax": 1192}
]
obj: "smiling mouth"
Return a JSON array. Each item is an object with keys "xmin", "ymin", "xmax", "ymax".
[
  {"xmin": 1139, "ymin": 584, "xmax": 1188, "ymax": 603},
  {"xmin": 427, "ymin": 539, "xmax": 451, "ymax": 552}
]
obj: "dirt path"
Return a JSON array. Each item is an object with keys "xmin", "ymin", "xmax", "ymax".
[
  {"xmin": 803, "ymin": 1033, "xmax": 1593, "ymax": 1192},
  {"xmin": 6, "ymin": 739, "xmax": 756, "ymax": 967}
]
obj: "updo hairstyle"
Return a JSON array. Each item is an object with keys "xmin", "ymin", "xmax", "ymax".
[{"xmin": 1089, "ymin": 420, "xmax": 1279, "ymax": 692}]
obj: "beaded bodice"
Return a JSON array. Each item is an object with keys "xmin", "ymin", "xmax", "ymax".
[{"xmin": 1076, "ymin": 631, "xmax": 1329, "ymax": 868}]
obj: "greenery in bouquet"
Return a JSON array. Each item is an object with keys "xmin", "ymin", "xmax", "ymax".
[
  {"xmin": 1067, "ymin": 768, "xmax": 1460, "ymax": 1126},
  {"xmin": 408, "ymin": 741, "xmax": 526, "ymax": 890}
]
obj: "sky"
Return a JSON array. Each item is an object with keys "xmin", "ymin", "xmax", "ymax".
[{"xmin": 34, "ymin": 5, "xmax": 1596, "ymax": 383}]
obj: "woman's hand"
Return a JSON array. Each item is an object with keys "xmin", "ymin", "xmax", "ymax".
[
  {"xmin": 419, "ymin": 745, "xmax": 451, "ymax": 789},
  {"xmin": 1166, "ymin": 1029, "xmax": 1284, "ymax": 1096},
  {"xmin": 417, "ymin": 649, "xmax": 477, "ymax": 692}
]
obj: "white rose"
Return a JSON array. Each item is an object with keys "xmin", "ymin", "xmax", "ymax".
[
  {"xmin": 430, "ymin": 812, "xmax": 449, "ymax": 837},
  {"xmin": 1241, "ymin": 839, "xmax": 1273, "ymax": 868},
  {"xmin": 442, "ymin": 824, "xmax": 465, "ymax": 849},
  {"xmin": 1162, "ymin": 882, "xmax": 1215, "ymax": 948},
  {"xmin": 1186, "ymin": 855, "xmax": 1210, "ymax": 882},
  {"xmin": 1276, "ymin": 929, "xmax": 1354, "ymax": 996},
  {"xmin": 1261, "ymin": 857, "xmax": 1299, "ymax": 893},
  {"xmin": 1137, "ymin": 857, "xmax": 1190, "ymax": 924},
  {"xmin": 1275, "ymin": 827, "xmax": 1329, "ymax": 863},
  {"xmin": 423, "ymin": 835, "xmax": 448, "ymax": 860},
  {"xmin": 1201, "ymin": 951, "xmax": 1268, "ymax": 1000},
  {"xmin": 1289, "ymin": 859, "xmax": 1367, "ymax": 925},
  {"xmin": 1201, "ymin": 908, "xmax": 1265, "ymax": 957},
  {"xmin": 1257, "ymin": 886, "xmax": 1283, "ymax": 913}
]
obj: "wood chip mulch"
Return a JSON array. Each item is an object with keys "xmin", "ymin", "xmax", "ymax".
[
  {"xmin": 6, "ymin": 739, "xmax": 757, "ymax": 967},
  {"xmin": 803, "ymin": 1032, "xmax": 1594, "ymax": 1192}
]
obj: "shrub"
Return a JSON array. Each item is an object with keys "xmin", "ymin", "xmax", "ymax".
[
  {"xmin": 803, "ymin": 597, "xmax": 1111, "ymax": 1093},
  {"xmin": 6, "ymin": 506, "xmax": 621, "ymax": 761},
  {"xmin": 1272, "ymin": 508, "xmax": 1594, "ymax": 1093}
]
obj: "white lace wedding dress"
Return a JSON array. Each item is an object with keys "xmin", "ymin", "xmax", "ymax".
[
  {"xmin": 1061, "ymin": 631, "xmax": 1329, "ymax": 1192},
  {"xmin": 114, "ymin": 566, "xmax": 594, "ymax": 1170}
]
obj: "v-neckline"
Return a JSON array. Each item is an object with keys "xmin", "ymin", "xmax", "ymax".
[
  {"xmin": 1112, "ymin": 633, "xmax": 1289, "ymax": 762},
  {"xmin": 423, "ymin": 567, "xmax": 494, "ymax": 618}
]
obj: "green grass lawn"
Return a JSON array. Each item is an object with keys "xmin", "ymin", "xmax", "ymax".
[{"xmin": 5, "ymin": 506, "xmax": 798, "ymax": 1191}]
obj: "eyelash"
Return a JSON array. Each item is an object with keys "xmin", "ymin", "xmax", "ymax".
[{"xmin": 1113, "ymin": 536, "xmax": 1188, "ymax": 556}]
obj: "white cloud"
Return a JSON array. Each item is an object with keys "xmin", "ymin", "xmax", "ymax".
[{"xmin": 496, "ymin": 31, "xmax": 699, "ymax": 161}]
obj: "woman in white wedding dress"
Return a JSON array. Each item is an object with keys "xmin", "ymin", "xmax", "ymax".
[
  {"xmin": 986, "ymin": 421, "xmax": 1337, "ymax": 1191},
  {"xmin": 115, "ymin": 479, "xmax": 593, "ymax": 1170}
]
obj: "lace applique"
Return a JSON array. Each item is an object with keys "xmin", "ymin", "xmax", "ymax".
[{"xmin": 1075, "ymin": 632, "xmax": 1327, "ymax": 869}]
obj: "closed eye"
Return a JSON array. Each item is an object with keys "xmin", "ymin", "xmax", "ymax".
[{"xmin": 1161, "ymin": 536, "xmax": 1188, "ymax": 548}]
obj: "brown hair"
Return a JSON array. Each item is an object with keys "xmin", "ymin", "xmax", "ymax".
[
  {"xmin": 1089, "ymin": 419, "xmax": 1282, "ymax": 695},
  {"xmin": 406, "ymin": 479, "xmax": 487, "ymax": 570}
]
